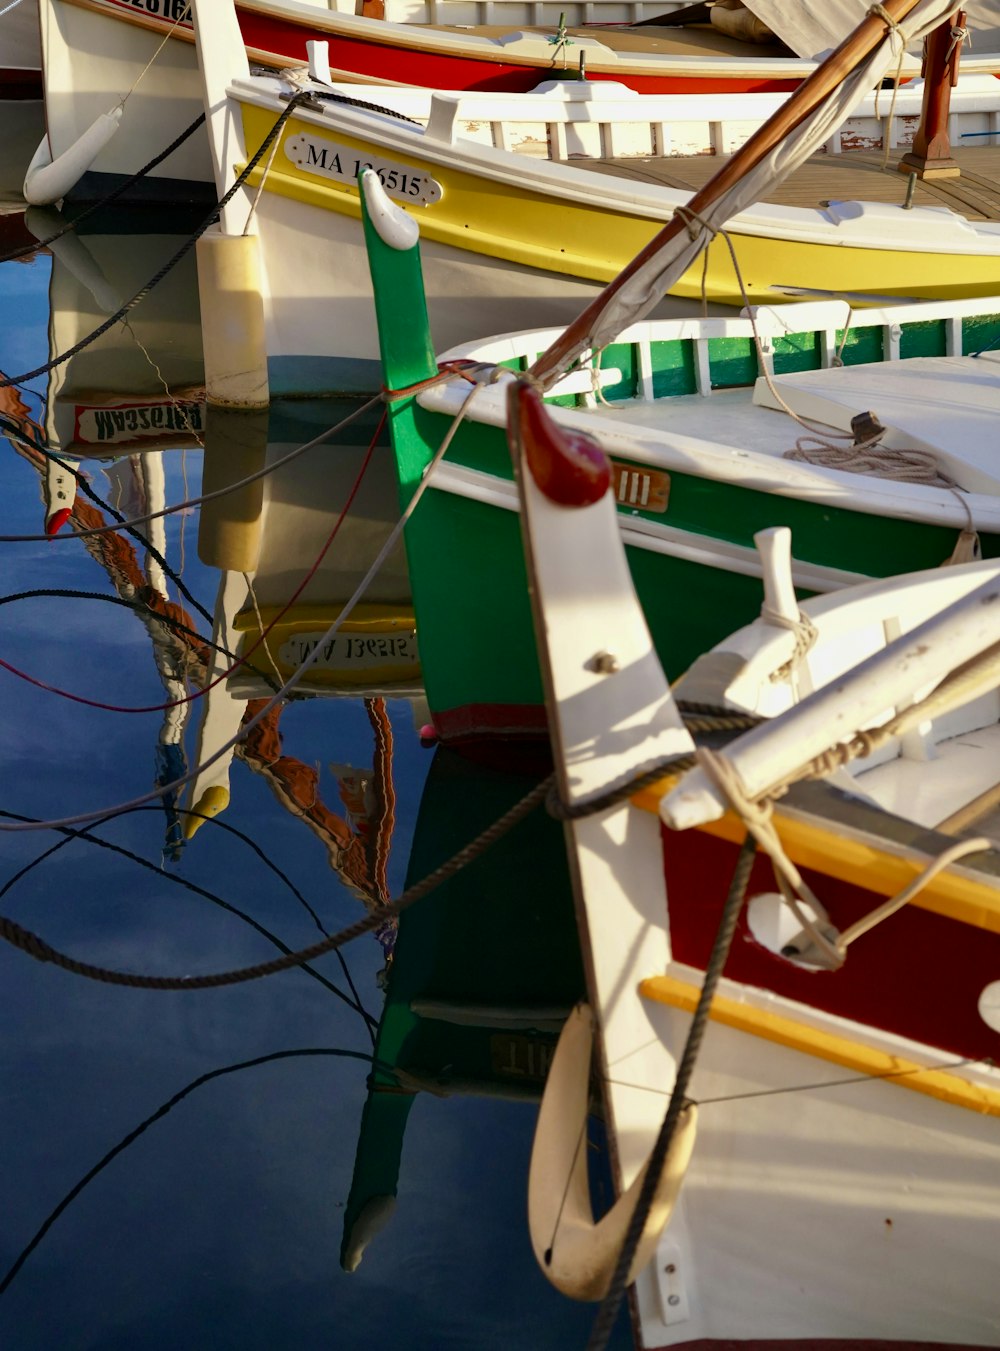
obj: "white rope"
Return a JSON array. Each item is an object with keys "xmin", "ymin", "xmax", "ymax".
[
  {"xmin": 698, "ymin": 744, "xmax": 995, "ymax": 969},
  {"xmin": 119, "ymin": 2, "xmax": 192, "ymax": 109},
  {"xmin": 761, "ymin": 603, "xmax": 818, "ymax": 683},
  {"xmin": 0, "ymin": 0, "xmax": 26, "ymax": 19}
]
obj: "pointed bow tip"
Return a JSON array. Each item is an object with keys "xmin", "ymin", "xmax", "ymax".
[
  {"xmin": 183, "ymin": 785, "xmax": 231, "ymax": 840},
  {"xmin": 510, "ymin": 382, "xmax": 611, "ymax": 509},
  {"xmin": 45, "ymin": 507, "xmax": 73, "ymax": 537}
]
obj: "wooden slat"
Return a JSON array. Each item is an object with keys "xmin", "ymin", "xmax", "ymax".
[{"xmin": 582, "ymin": 145, "xmax": 1000, "ymax": 220}]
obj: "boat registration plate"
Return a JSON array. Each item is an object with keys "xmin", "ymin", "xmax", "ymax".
[
  {"xmin": 611, "ymin": 462, "xmax": 670, "ymax": 514},
  {"xmin": 490, "ymin": 1033, "xmax": 554, "ymax": 1082},
  {"xmin": 284, "ymin": 133, "xmax": 443, "ymax": 206},
  {"xmin": 277, "ymin": 628, "xmax": 420, "ymax": 674}
]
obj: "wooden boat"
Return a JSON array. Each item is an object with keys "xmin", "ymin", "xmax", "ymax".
[
  {"xmin": 361, "ymin": 171, "xmax": 1000, "ymax": 741},
  {"xmin": 34, "ymin": 0, "xmax": 831, "ymax": 204},
  {"xmin": 511, "ymin": 333, "xmax": 1000, "ymax": 1343},
  {"xmin": 185, "ymin": 0, "xmax": 1000, "ymax": 389}
]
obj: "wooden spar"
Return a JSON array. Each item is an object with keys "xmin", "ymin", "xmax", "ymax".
[
  {"xmin": 527, "ymin": 0, "xmax": 927, "ymax": 388},
  {"xmin": 898, "ymin": 8, "xmax": 965, "ymax": 179}
]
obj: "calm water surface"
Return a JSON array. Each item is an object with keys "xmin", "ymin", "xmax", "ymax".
[{"xmin": 0, "ymin": 120, "xmax": 631, "ymax": 1349}]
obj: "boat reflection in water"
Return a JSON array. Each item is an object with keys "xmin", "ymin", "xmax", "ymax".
[{"xmin": 340, "ymin": 746, "xmax": 589, "ymax": 1272}]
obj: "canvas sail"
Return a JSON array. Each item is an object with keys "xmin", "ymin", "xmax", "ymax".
[
  {"xmin": 740, "ymin": 0, "xmax": 1000, "ymax": 59},
  {"xmin": 534, "ymin": 0, "xmax": 991, "ymax": 387}
]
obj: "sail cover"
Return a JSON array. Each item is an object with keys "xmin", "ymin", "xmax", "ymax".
[
  {"xmin": 537, "ymin": 0, "xmax": 995, "ymax": 385},
  {"xmin": 741, "ymin": 0, "xmax": 1000, "ymax": 59}
]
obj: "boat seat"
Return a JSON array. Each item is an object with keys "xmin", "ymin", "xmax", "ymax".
[{"xmin": 752, "ymin": 351, "xmax": 1000, "ymax": 495}]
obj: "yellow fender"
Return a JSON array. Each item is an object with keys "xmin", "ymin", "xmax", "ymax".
[{"xmin": 528, "ymin": 1002, "xmax": 697, "ymax": 1301}]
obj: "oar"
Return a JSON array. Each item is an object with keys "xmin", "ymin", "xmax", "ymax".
[{"xmin": 528, "ymin": 0, "xmax": 934, "ymax": 388}]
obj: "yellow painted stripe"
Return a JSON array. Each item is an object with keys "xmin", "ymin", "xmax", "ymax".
[
  {"xmin": 632, "ymin": 775, "xmax": 1000, "ymax": 936},
  {"xmin": 239, "ymin": 104, "xmax": 1000, "ymax": 306},
  {"xmin": 640, "ymin": 972, "xmax": 1000, "ymax": 1117},
  {"xmin": 232, "ymin": 602, "xmax": 416, "ymax": 632}
]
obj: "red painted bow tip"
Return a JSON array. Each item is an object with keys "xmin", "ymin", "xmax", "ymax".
[
  {"xmin": 45, "ymin": 507, "xmax": 73, "ymax": 537},
  {"xmin": 512, "ymin": 383, "xmax": 611, "ymax": 509}
]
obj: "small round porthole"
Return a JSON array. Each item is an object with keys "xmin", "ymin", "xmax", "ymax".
[
  {"xmin": 746, "ymin": 892, "xmax": 828, "ymax": 972},
  {"xmin": 977, "ymin": 980, "xmax": 1000, "ymax": 1033}
]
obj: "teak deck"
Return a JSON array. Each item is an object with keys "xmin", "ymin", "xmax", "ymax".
[{"xmin": 586, "ymin": 144, "xmax": 1000, "ymax": 219}]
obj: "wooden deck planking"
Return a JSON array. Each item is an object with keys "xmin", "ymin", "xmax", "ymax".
[
  {"xmin": 434, "ymin": 20, "xmax": 790, "ymax": 57},
  {"xmin": 583, "ymin": 145, "xmax": 1000, "ymax": 219}
]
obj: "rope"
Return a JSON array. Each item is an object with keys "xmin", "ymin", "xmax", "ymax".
[
  {"xmin": 118, "ymin": 2, "xmax": 193, "ymax": 108},
  {"xmin": 585, "ymin": 833, "xmax": 757, "ymax": 1351},
  {"xmin": 0, "ymin": 588, "xmax": 276, "ymax": 690},
  {"xmin": 0, "ymin": 112, "xmax": 209, "ymax": 265},
  {"xmin": 0, "ymin": 370, "xmax": 492, "ymax": 834},
  {"xmin": 0, "ymin": 777, "xmax": 552, "ymax": 989},
  {"xmin": 0, "ymin": 411, "xmax": 381, "ymax": 716},
  {"xmin": 784, "ymin": 437, "xmax": 957, "ymax": 487},
  {"xmin": 0, "ymin": 0, "xmax": 26, "ymax": 15},
  {"xmin": 0, "ymin": 1046, "xmax": 384, "ymax": 1299},
  {"xmin": 761, "ymin": 603, "xmax": 819, "ymax": 683},
  {"xmin": 0, "ymin": 93, "xmax": 311, "ymax": 392},
  {"xmin": 544, "ymin": 705, "xmax": 761, "ymax": 822},
  {"xmin": 0, "ymin": 808, "xmax": 371, "ymax": 1018},
  {"xmin": 697, "ymin": 746, "xmax": 842, "ymax": 967},
  {"xmin": 0, "ymin": 394, "xmax": 379, "ymax": 545},
  {"xmin": 836, "ymin": 834, "xmax": 991, "ymax": 951}
]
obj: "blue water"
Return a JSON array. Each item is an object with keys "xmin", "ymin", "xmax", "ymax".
[{"xmin": 0, "ymin": 158, "xmax": 632, "ymax": 1347}]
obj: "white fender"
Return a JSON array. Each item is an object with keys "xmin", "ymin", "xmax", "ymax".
[
  {"xmin": 528, "ymin": 1003, "xmax": 697, "ymax": 1301},
  {"xmin": 23, "ymin": 108, "xmax": 124, "ymax": 206}
]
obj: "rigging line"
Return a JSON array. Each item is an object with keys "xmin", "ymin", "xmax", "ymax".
[
  {"xmin": 0, "ymin": 91, "xmax": 313, "ymax": 393},
  {"xmin": 544, "ymin": 1109, "xmax": 591, "ymax": 1267},
  {"xmin": 7, "ymin": 800, "xmax": 374, "ymax": 1028},
  {"xmin": 0, "ymin": 808, "xmax": 377, "ymax": 1024},
  {"xmin": 0, "ymin": 374, "xmax": 485, "ymax": 834},
  {"xmin": 605, "ymin": 1055, "xmax": 988, "ymax": 1104},
  {"xmin": 1, "ymin": 419, "xmax": 212, "ymax": 623},
  {"xmin": 0, "ymin": 395, "xmax": 380, "ymax": 542},
  {"xmin": 0, "ymin": 777, "xmax": 553, "ymax": 990},
  {"xmin": 0, "ymin": 110, "xmax": 208, "ymax": 266},
  {"xmin": 0, "ymin": 1045, "xmax": 391, "ymax": 1299},
  {"xmin": 72, "ymin": 451, "xmax": 213, "ymax": 625},
  {"xmin": 0, "ymin": 414, "xmax": 383, "ymax": 715},
  {"xmin": 0, "ymin": 590, "xmax": 280, "ymax": 694},
  {"xmin": 586, "ymin": 833, "xmax": 757, "ymax": 1351}
]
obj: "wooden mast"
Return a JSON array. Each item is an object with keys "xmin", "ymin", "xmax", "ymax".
[
  {"xmin": 527, "ymin": 0, "xmax": 928, "ymax": 388},
  {"xmin": 898, "ymin": 9, "xmax": 965, "ymax": 179}
]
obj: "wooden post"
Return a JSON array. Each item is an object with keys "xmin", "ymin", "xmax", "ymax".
[{"xmin": 898, "ymin": 10, "xmax": 965, "ymax": 180}]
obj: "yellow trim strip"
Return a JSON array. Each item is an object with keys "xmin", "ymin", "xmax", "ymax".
[
  {"xmin": 232, "ymin": 602, "xmax": 416, "ymax": 632},
  {"xmin": 632, "ymin": 775, "xmax": 1000, "ymax": 936},
  {"xmin": 237, "ymin": 103, "xmax": 1000, "ymax": 306},
  {"xmin": 640, "ymin": 972, "xmax": 1000, "ymax": 1117}
]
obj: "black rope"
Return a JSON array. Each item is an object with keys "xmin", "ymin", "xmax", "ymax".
[
  {"xmin": 0, "ymin": 588, "xmax": 279, "ymax": 693},
  {"xmin": 585, "ymin": 832, "xmax": 757, "ymax": 1351},
  {"xmin": 0, "ymin": 92, "xmax": 311, "ymax": 392},
  {"xmin": 70, "ymin": 452, "xmax": 214, "ymax": 626},
  {"xmin": 0, "ymin": 112, "xmax": 208, "ymax": 265},
  {"xmin": 546, "ymin": 754, "xmax": 696, "ymax": 822},
  {"xmin": 0, "ymin": 1046, "xmax": 388, "ymax": 1298},
  {"xmin": 305, "ymin": 89, "xmax": 421, "ymax": 127},
  {"xmin": 545, "ymin": 707, "xmax": 760, "ymax": 822},
  {"xmin": 0, "ymin": 809, "xmax": 376, "ymax": 1024},
  {"xmin": 0, "ymin": 777, "xmax": 553, "ymax": 991}
]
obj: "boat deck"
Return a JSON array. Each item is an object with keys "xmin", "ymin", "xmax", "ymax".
[
  {"xmin": 584, "ymin": 145, "xmax": 1000, "ymax": 219},
  {"xmin": 436, "ymin": 20, "xmax": 790, "ymax": 58}
]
